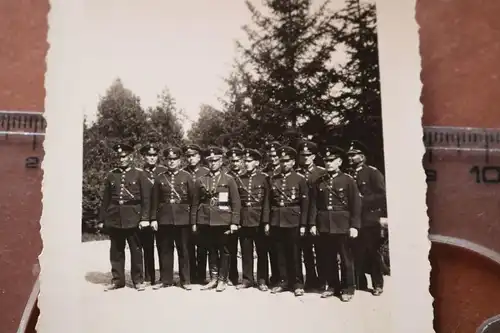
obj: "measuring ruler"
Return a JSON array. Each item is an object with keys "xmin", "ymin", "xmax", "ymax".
[
  {"xmin": 424, "ymin": 125, "xmax": 500, "ymax": 265},
  {"xmin": 0, "ymin": 110, "xmax": 46, "ymax": 150},
  {"xmin": 0, "ymin": 110, "xmax": 44, "ymax": 333}
]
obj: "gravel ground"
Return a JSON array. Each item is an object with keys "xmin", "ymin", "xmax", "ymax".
[{"xmin": 81, "ymin": 240, "xmax": 392, "ymax": 333}]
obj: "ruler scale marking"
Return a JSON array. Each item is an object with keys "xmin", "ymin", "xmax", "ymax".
[
  {"xmin": 424, "ymin": 125, "xmax": 500, "ymax": 261},
  {"xmin": 0, "ymin": 111, "xmax": 45, "ymax": 152}
]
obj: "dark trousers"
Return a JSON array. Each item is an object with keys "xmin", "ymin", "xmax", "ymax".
[
  {"xmin": 156, "ymin": 225, "xmax": 191, "ymax": 284},
  {"xmin": 239, "ymin": 226, "xmax": 269, "ymax": 285},
  {"xmin": 271, "ymin": 226, "xmax": 303, "ymax": 290},
  {"xmin": 108, "ymin": 227, "xmax": 144, "ymax": 286},
  {"xmin": 269, "ymin": 242, "xmax": 280, "ymax": 285},
  {"xmin": 196, "ymin": 244, "xmax": 209, "ymax": 281},
  {"xmin": 189, "ymin": 233, "xmax": 208, "ymax": 283},
  {"xmin": 228, "ymin": 233, "xmax": 240, "ymax": 284},
  {"xmin": 319, "ymin": 233, "xmax": 355, "ymax": 293},
  {"xmin": 299, "ymin": 235, "xmax": 320, "ymax": 286},
  {"xmin": 200, "ymin": 225, "xmax": 230, "ymax": 281},
  {"xmin": 355, "ymin": 225, "xmax": 384, "ymax": 289},
  {"xmin": 139, "ymin": 228, "xmax": 156, "ymax": 284}
]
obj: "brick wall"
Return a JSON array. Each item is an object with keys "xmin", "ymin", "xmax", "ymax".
[{"xmin": 0, "ymin": 0, "xmax": 48, "ymax": 332}]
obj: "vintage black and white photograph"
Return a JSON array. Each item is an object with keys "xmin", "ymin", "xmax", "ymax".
[{"xmin": 41, "ymin": 0, "xmax": 430, "ymax": 332}]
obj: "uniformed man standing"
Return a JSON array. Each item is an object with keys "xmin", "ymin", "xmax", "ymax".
[
  {"xmin": 150, "ymin": 146, "xmax": 196, "ymax": 290},
  {"xmin": 236, "ymin": 148, "xmax": 271, "ymax": 291},
  {"xmin": 194, "ymin": 146, "xmax": 241, "ymax": 292},
  {"xmin": 269, "ymin": 146, "xmax": 309, "ymax": 297},
  {"xmin": 97, "ymin": 143, "xmax": 149, "ymax": 292},
  {"xmin": 261, "ymin": 141, "xmax": 281, "ymax": 287},
  {"xmin": 262, "ymin": 141, "xmax": 282, "ymax": 177},
  {"xmin": 296, "ymin": 140, "xmax": 326, "ymax": 290},
  {"xmin": 139, "ymin": 143, "xmax": 167, "ymax": 286},
  {"xmin": 347, "ymin": 140, "xmax": 386, "ymax": 296},
  {"xmin": 308, "ymin": 146, "xmax": 361, "ymax": 302},
  {"xmin": 183, "ymin": 144, "xmax": 209, "ymax": 284},
  {"xmin": 225, "ymin": 146, "xmax": 246, "ymax": 286}
]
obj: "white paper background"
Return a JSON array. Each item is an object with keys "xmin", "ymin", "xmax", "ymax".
[{"xmin": 39, "ymin": 0, "xmax": 431, "ymax": 332}]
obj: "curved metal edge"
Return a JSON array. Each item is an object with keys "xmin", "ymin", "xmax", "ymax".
[
  {"xmin": 430, "ymin": 235, "xmax": 500, "ymax": 333},
  {"xmin": 476, "ymin": 314, "xmax": 500, "ymax": 333},
  {"xmin": 16, "ymin": 277, "xmax": 39, "ymax": 333},
  {"xmin": 429, "ymin": 234, "xmax": 500, "ymax": 267}
]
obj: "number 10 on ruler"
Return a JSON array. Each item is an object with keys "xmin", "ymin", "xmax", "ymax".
[{"xmin": 470, "ymin": 166, "xmax": 500, "ymax": 184}]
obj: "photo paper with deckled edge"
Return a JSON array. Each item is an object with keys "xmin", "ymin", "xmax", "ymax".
[{"xmin": 39, "ymin": 0, "xmax": 431, "ymax": 332}]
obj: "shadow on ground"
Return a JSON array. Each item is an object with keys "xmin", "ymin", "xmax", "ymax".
[
  {"xmin": 85, "ymin": 270, "xmax": 183, "ymax": 288},
  {"xmin": 85, "ymin": 271, "xmax": 113, "ymax": 285}
]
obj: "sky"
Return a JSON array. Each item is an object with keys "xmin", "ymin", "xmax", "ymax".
[{"xmin": 78, "ymin": 0, "xmax": 349, "ymax": 131}]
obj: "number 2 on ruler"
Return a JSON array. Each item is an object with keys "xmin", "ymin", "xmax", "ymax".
[{"xmin": 470, "ymin": 166, "xmax": 500, "ymax": 184}]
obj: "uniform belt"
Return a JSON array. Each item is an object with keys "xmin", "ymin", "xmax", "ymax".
[
  {"xmin": 165, "ymin": 199, "xmax": 189, "ymax": 204},
  {"xmin": 365, "ymin": 207, "xmax": 384, "ymax": 212},
  {"xmin": 272, "ymin": 203, "xmax": 299, "ymax": 208},
  {"xmin": 200, "ymin": 201, "xmax": 230, "ymax": 208},
  {"xmin": 242, "ymin": 202, "xmax": 262, "ymax": 208},
  {"xmin": 113, "ymin": 199, "xmax": 141, "ymax": 206},
  {"xmin": 320, "ymin": 205, "xmax": 346, "ymax": 212}
]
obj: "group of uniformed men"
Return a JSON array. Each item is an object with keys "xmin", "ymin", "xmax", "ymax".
[{"xmin": 97, "ymin": 138, "xmax": 387, "ymax": 302}]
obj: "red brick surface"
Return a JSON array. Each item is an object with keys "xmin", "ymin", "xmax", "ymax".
[
  {"xmin": 0, "ymin": 0, "xmax": 48, "ymax": 332},
  {"xmin": 418, "ymin": 0, "xmax": 500, "ymax": 332}
]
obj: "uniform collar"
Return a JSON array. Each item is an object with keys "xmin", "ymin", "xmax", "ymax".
[
  {"xmin": 355, "ymin": 164, "xmax": 365, "ymax": 172},
  {"xmin": 327, "ymin": 170, "xmax": 340, "ymax": 178},
  {"xmin": 209, "ymin": 170, "xmax": 221, "ymax": 177}
]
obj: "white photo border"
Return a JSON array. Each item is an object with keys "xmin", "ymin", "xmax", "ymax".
[{"xmin": 39, "ymin": 0, "xmax": 431, "ymax": 332}]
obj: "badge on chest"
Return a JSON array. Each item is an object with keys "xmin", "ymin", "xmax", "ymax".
[{"xmin": 218, "ymin": 192, "xmax": 228, "ymax": 203}]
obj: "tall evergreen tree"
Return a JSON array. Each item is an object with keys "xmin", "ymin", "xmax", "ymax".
[
  {"xmin": 335, "ymin": 0, "xmax": 384, "ymax": 171},
  {"xmin": 144, "ymin": 87, "xmax": 185, "ymax": 148},
  {"xmin": 236, "ymin": 0, "xmax": 340, "ymax": 145},
  {"xmin": 94, "ymin": 78, "xmax": 148, "ymax": 148},
  {"xmin": 217, "ymin": 68, "xmax": 262, "ymax": 148},
  {"xmin": 186, "ymin": 104, "xmax": 228, "ymax": 147}
]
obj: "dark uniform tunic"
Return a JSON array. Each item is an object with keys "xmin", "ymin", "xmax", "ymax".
[
  {"xmin": 263, "ymin": 164, "xmax": 281, "ymax": 177},
  {"xmin": 269, "ymin": 171, "xmax": 309, "ymax": 289},
  {"xmin": 351, "ymin": 164, "xmax": 386, "ymax": 290},
  {"xmin": 195, "ymin": 171, "xmax": 241, "ymax": 281},
  {"xmin": 99, "ymin": 166, "xmax": 150, "ymax": 286},
  {"xmin": 141, "ymin": 164, "xmax": 167, "ymax": 284},
  {"xmin": 184, "ymin": 165, "xmax": 209, "ymax": 283},
  {"xmin": 150, "ymin": 169, "xmax": 196, "ymax": 285},
  {"xmin": 296, "ymin": 165, "xmax": 327, "ymax": 288},
  {"xmin": 261, "ymin": 163, "xmax": 281, "ymax": 284},
  {"xmin": 309, "ymin": 171, "xmax": 361, "ymax": 292},
  {"xmin": 236, "ymin": 170, "xmax": 271, "ymax": 285}
]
